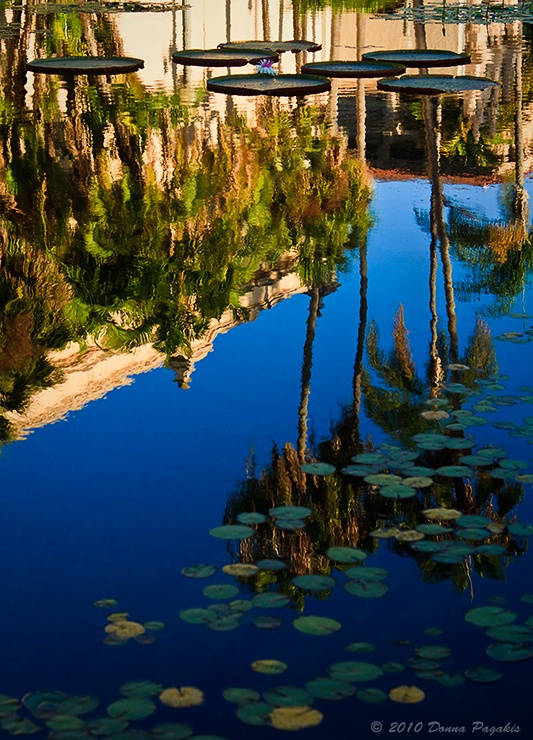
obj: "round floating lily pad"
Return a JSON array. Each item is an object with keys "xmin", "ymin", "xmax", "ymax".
[
  {"xmin": 389, "ymin": 685, "xmax": 426, "ymax": 703},
  {"xmin": 476, "ymin": 544, "xmax": 507, "ymax": 555},
  {"xmin": 143, "ymin": 621, "xmax": 165, "ymax": 632},
  {"xmin": 464, "ymin": 667, "xmax": 502, "ymax": 683},
  {"xmin": 0, "ymin": 717, "xmax": 41, "ymax": 735},
  {"xmin": 380, "ymin": 484, "xmax": 417, "ymax": 499},
  {"xmin": 416, "ymin": 523, "xmax": 448, "ymax": 535},
  {"xmin": 486, "ymin": 642, "xmax": 533, "ymax": 661},
  {"xmin": 363, "ymin": 48, "xmax": 470, "ymax": 67},
  {"xmin": 107, "ymin": 612, "xmax": 130, "ymax": 623},
  {"xmin": 27, "ymin": 56, "xmax": 144, "ymax": 74},
  {"xmin": 382, "ymin": 662, "xmax": 405, "ymax": 673},
  {"xmin": 356, "ymin": 688, "xmax": 388, "ymax": 703},
  {"xmin": 293, "ymin": 615, "xmax": 341, "ymax": 636},
  {"xmin": 159, "ymin": 688, "xmax": 204, "ymax": 708},
  {"xmin": 181, "ymin": 564, "xmax": 217, "ymax": 579},
  {"xmin": 490, "ymin": 468, "xmax": 517, "ymax": 480},
  {"xmin": 251, "ymin": 659, "xmax": 287, "ymax": 674},
  {"xmin": 203, "ymin": 584, "xmax": 240, "ymax": 600},
  {"xmin": 415, "ymin": 645, "xmax": 451, "ymax": 660},
  {"xmin": 222, "ymin": 563, "xmax": 259, "ymax": 577},
  {"xmin": 456, "ymin": 515, "xmax": 491, "ymax": 528},
  {"xmin": 45, "ymin": 716, "xmax": 86, "ymax": 732},
  {"xmin": 85, "ymin": 718, "xmax": 129, "ymax": 735},
  {"xmin": 351, "ymin": 452, "xmax": 390, "ymax": 464},
  {"xmin": 300, "ymin": 462, "xmax": 336, "ymax": 475},
  {"xmin": 269, "ymin": 706, "xmax": 323, "ymax": 731},
  {"xmin": 57, "ymin": 695, "xmax": 100, "ymax": 715},
  {"xmin": 263, "ymin": 686, "xmax": 314, "ymax": 707},
  {"xmin": 93, "ymin": 598, "xmax": 118, "ymax": 608},
  {"xmin": 208, "ymin": 616, "xmax": 241, "ymax": 632},
  {"xmin": 256, "ymin": 559, "xmax": 286, "ymax": 571},
  {"xmin": 508, "ymin": 523, "xmax": 533, "ymax": 536},
  {"xmin": 23, "ymin": 691, "xmax": 67, "ymax": 718},
  {"xmin": 222, "ymin": 688, "xmax": 260, "ymax": 704},
  {"xmin": 346, "ymin": 641, "xmax": 375, "ymax": 653},
  {"xmin": 365, "ymin": 473, "xmax": 403, "ymax": 486},
  {"xmin": 235, "ymin": 701, "xmax": 272, "ymax": 726},
  {"xmin": 403, "ymin": 476, "xmax": 434, "ymax": 489},
  {"xmin": 292, "ymin": 574, "xmax": 336, "ymax": 592},
  {"xmin": 465, "ymin": 606, "xmax": 516, "ymax": 627},
  {"xmin": 395, "ymin": 530, "xmax": 425, "ymax": 542},
  {"xmin": 105, "ymin": 621, "xmax": 145, "ymax": 640},
  {"xmin": 207, "ymin": 74, "xmax": 330, "ymax": 96},
  {"xmin": 305, "ymin": 677, "xmax": 356, "ymax": 700},
  {"xmin": 344, "ymin": 566, "xmax": 388, "ymax": 581},
  {"xmin": 344, "ymin": 581, "xmax": 389, "ymax": 599},
  {"xmin": 436, "ymin": 465, "xmax": 473, "ymax": 477},
  {"xmin": 268, "ymin": 505, "xmax": 312, "ymax": 519},
  {"xmin": 410, "ymin": 540, "xmax": 443, "ymax": 553},
  {"xmin": 151, "ymin": 723, "xmax": 194, "ymax": 740},
  {"xmin": 236, "ymin": 512, "xmax": 266, "ymax": 525},
  {"xmin": 253, "ymin": 615, "xmax": 283, "ymax": 629},
  {"xmin": 326, "ymin": 546, "xmax": 367, "ymax": 563},
  {"xmin": 219, "ymin": 39, "xmax": 322, "ymax": 53},
  {"xmin": 329, "ymin": 661, "xmax": 384, "ymax": 683},
  {"xmin": 486, "ymin": 624, "xmax": 533, "ymax": 643},
  {"xmin": 301, "ymin": 60, "xmax": 406, "ymax": 77},
  {"xmin": 456, "ymin": 527, "xmax": 491, "ymax": 541},
  {"xmin": 172, "ymin": 48, "xmax": 278, "ymax": 67},
  {"xmin": 431, "ymin": 550, "xmax": 468, "ymax": 564},
  {"xmin": 120, "ymin": 681, "xmax": 163, "ymax": 698},
  {"xmin": 179, "ymin": 608, "xmax": 217, "ymax": 625},
  {"xmin": 209, "ymin": 525, "xmax": 254, "ymax": 540},
  {"xmin": 436, "ymin": 673, "xmax": 465, "ymax": 687},
  {"xmin": 252, "ymin": 592, "xmax": 290, "ymax": 608},
  {"xmin": 107, "ymin": 698, "xmax": 156, "ymax": 720},
  {"xmin": 444, "ymin": 438, "xmax": 475, "ymax": 450},
  {"xmin": 423, "ymin": 507, "xmax": 463, "ymax": 521},
  {"xmin": 274, "ymin": 518, "xmax": 306, "ymax": 531}
]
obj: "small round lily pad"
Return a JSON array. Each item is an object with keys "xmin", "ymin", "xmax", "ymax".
[
  {"xmin": 329, "ymin": 661, "xmax": 384, "ymax": 683},
  {"xmin": 159, "ymin": 687, "xmax": 204, "ymax": 708},
  {"xmin": 252, "ymin": 592, "xmax": 290, "ymax": 608},
  {"xmin": 222, "ymin": 563, "xmax": 259, "ymax": 577},
  {"xmin": 251, "ymin": 659, "xmax": 288, "ymax": 674},
  {"xmin": 181, "ymin": 564, "xmax": 217, "ymax": 579},
  {"xmin": 465, "ymin": 606, "xmax": 516, "ymax": 627},
  {"xmin": 253, "ymin": 615, "xmax": 283, "ymax": 629},
  {"xmin": 356, "ymin": 688, "xmax": 388, "ymax": 703},
  {"xmin": 464, "ymin": 667, "xmax": 502, "ymax": 683},
  {"xmin": 300, "ymin": 462, "xmax": 336, "ymax": 476},
  {"xmin": 268, "ymin": 505, "xmax": 312, "ymax": 519},
  {"xmin": 236, "ymin": 512, "xmax": 266, "ymax": 525},
  {"xmin": 235, "ymin": 701, "xmax": 272, "ymax": 726},
  {"xmin": 344, "ymin": 581, "xmax": 389, "ymax": 599},
  {"xmin": 207, "ymin": 74, "xmax": 330, "ymax": 96},
  {"xmin": 203, "ymin": 584, "xmax": 240, "ymax": 600},
  {"xmin": 222, "ymin": 688, "xmax": 260, "ymax": 705},
  {"xmin": 292, "ymin": 574, "xmax": 336, "ymax": 592},
  {"xmin": 326, "ymin": 546, "xmax": 367, "ymax": 563},
  {"xmin": 107, "ymin": 698, "xmax": 156, "ymax": 720},
  {"xmin": 486, "ymin": 642, "xmax": 533, "ymax": 661},
  {"xmin": 293, "ymin": 615, "xmax": 341, "ymax": 636},
  {"xmin": 209, "ymin": 525, "xmax": 254, "ymax": 540},
  {"xmin": 27, "ymin": 56, "xmax": 144, "ymax": 75},
  {"xmin": 305, "ymin": 677, "xmax": 356, "ymax": 700},
  {"xmin": 151, "ymin": 723, "xmax": 194, "ymax": 740},
  {"xmin": 263, "ymin": 686, "xmax": 314, "ymax": 707},
  {"xmin": 269, "ymin": 706, "xmax": 323, "ymax": 731},
  {"xmin": 436, "ymin": 465, "xmax": 473, "ymax": 477},
  {"xmin": 388, "ymin": 685, "xmax": 426, "ymax": 703}
]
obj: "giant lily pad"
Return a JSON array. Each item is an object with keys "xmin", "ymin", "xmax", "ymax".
[
  {"xmin": 301, "ymin": 60, "xmax": 406, "ymax": 77},
  {"xmin": 363, "ymin": 48, "xmax": 470, "ymax": 67},
  {"xmin": 219, "ymin": 39, "xmax": 322, "ymax": 53},
  {"xmin": 27, "ymin": 56, "xmax": 144, "ymax": 74},
  {"xmin": 207, "ymin": 74, "xmax": 331, "ymax": 96},
  {"xmin": 171, "ymin": 48, "xmax": 278, "ymax": 67}
]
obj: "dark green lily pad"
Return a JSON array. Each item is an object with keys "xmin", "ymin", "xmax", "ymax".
[
  {"xmin": 508, "ymin": 523, "xmax": 533, "ymax": 536},
  {"xmin": 143, "ymin": 621, "xmax": 165, "ymax": 631},
  {"xmin": 23, "ymin": 691, "xmax": 67, "ymax": 719},
  {"xmin": 486, "ymin": 624, "xmax": 533, "ymax": 643},
  {"xmin": 344, "ymin": 581, "xmax": 389, "ymax": 599},
  {"xmin": 292, "ymin": 574, "xmax": 336, "ymax": 592},
  {"xmin": 268, "ymin": 506, "xmax": 312, "ymax": 519},
  {"xmin": 235, "ymin": 701, "xmax": 272, "ymax": 726},
  {"xmin": 252, "ymin": 592, "xmax": 291, "ymax": 608},
  {"xmin": 253, "ymin": 615, "xmax": 283, "ymax": 630},
  {"xmin": 415, "ymin": 645, "xmax": 451, "ymax": 660},
  {"xmin": 456, "ymin": 515, "xmax": 491, "ymax": 528},
  {"xmin": 171, "ymin": 48, "xmax": 278, "ymax": 67},
  {"xmin": 106, "ymin": 698, "xmax": 156, "ymax": 721},
  {"xmin": 455, "ymin": 527, "xmax": 491, "ymax": 541},
  {"xmin": 236, "ymin": 512, "xmax": 266, "ymax": 525},
  {"xmin": 436, "ymin": 673, "xmax": 465, "ymax": 687},
  {"xmin": 476, "ymin": 544, "xmax": 507, "ymax": 555},
  {"xmin": 151, "ymin": 723, "xmax": 194, "ymax": 740},
  {"xmin": 490, "ymin": 468, "xmax": 517, "ymax": 480},
  {"xmin": 179, "ymin": 608, "xmax": 217, "ymax": 624},
  {"xmin": 342, "ymin": 464, "xmax": 382, "ymax": 477},
  {"xmin": 379, "ymin": 73, "xmax": 498, "ymax": 96},
  {"xmin": 120, "ymin": 682, "xmax": 163, "ymax": 698},
  {"xmin": 256, "ymin": 559, "xmax": 286, "ymax": 571},
  {"xmin": 293, "ymin": 615, "xmax": 341, "ymax": 636},
  {"xmin": 329, "ymin": 661, "xmax": 384, "ymax": 683},
  {"xmin": 300, "ymin": 462, "xmax": 336, "ymax": 476},
  {"xmin": 56, "ymin": 696, "xmax": 99, "ymax": 716},
  {"xmin": 274, "ymin": 518, "xmax": 306, "ymax": 531},
  {"xmin": 364, "ymin": 473, "xmax": 402, "ymax": 486},
  {"xmin": 305, "ymin": 677, "xmax": 356, "ymax": 700},
  {"xmin": 431, "ymin": 550, "xmax": 469, "ymax": 564},
  {"xmin": 344, "ymin": 566, "xmax": 388, "ymax": 581},
  {"xmin": 382, "ymin": 662, "xmax": 405, "ymax": 673},
  {"xmin": 0, "ymin": 717, "xmax": 41, "ymax": 735},
  {"xmin": 86, "ymin": 718, "xmax": 129, "ymax": 735},
  {"xmin": 416, "ymin": 523, "xmax": 448, "ymax": 535},
  {"xmin": 263, "ymin": 686, "xmax": 314, "ymax": 707},
  {"xmin": 45, "ymin": 717, "xmax": 86, "ymax": 732},
  {"xmin": 301, "ymin": 60, "xmax": 405, "ymax": 77},
  {"xmin": 203, "ymin": 584, "xmax": 240, "ymax": 600},
  {"xmin": 27, "ymin": 56, "xmax": 144, "ymax": 74},
  {"xmin": 355, "ymin": 688, "xmax": 388, "ymax": 703},
  {"xmin": 410, "ymin": 540, "xmax": 443, "ymax": 553},
  {"xmin": 346, "ymin": 642, "xmax": 375, "ymax": 653},
  {"xmin": 326, "ymin": 546, "xmax": 367, "ymax": 563},
  {"xmin": 219, "ymin": 39, "xmax": 322, "ymax": 53},
  {"xmin": 207, "ymin": 74, "xmax": 330, "ymax": 96},
  {"xmin": 443, "ymin": 438, "xmax": 475, "ymax": 450},
  {"xmin": 464, "ymin": 667, "xmax": 502, "ymax": 683},
  {"xmin": 436, "ymin": 465, "xmax": 473, "ymax": 477},
  {"xmin": 458, "ymin": 455, "xmax": 494, "ymax": 467},
  {"xmin": 363, "ymin": 48, "xmax": 470, "ymax": 66},
  {"xmin": 465, "ymin": 606, "xmax": 516, "ymax": 627},
  {"xmin": 209, "ymin": 525, "xmax": 254, "ymax": 540},
  {"xmin": 379, "ymin": 484, "xmax": 417, "ymax": 499},
  {"xmin": 222, "ymin": 688, "xmax": 260, "ymax": 705},
  {"xmin": 486, "ymin": 642, "xmax": 533, "ymax": 661},
  {"xmin": 207, "ymin": 616, "xmax": 240, "ymax": 632}
]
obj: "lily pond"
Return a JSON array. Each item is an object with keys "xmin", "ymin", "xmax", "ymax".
[{"xmin": 3, "ymin": 0, "xmax": 533, "ymax": 737}]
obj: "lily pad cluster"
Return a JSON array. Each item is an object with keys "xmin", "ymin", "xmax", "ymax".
[
  {"xmin": 95, "ymin": 601, "xmax": 166, "ymax": 646},
  {"xmin": 465, "ymin": 603, "xmax": 533, "ymax": 663}
]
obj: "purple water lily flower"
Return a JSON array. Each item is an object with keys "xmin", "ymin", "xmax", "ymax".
[{"xmin": 256, "ymin": 58, "xmax": 277, "ymax": 75}]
